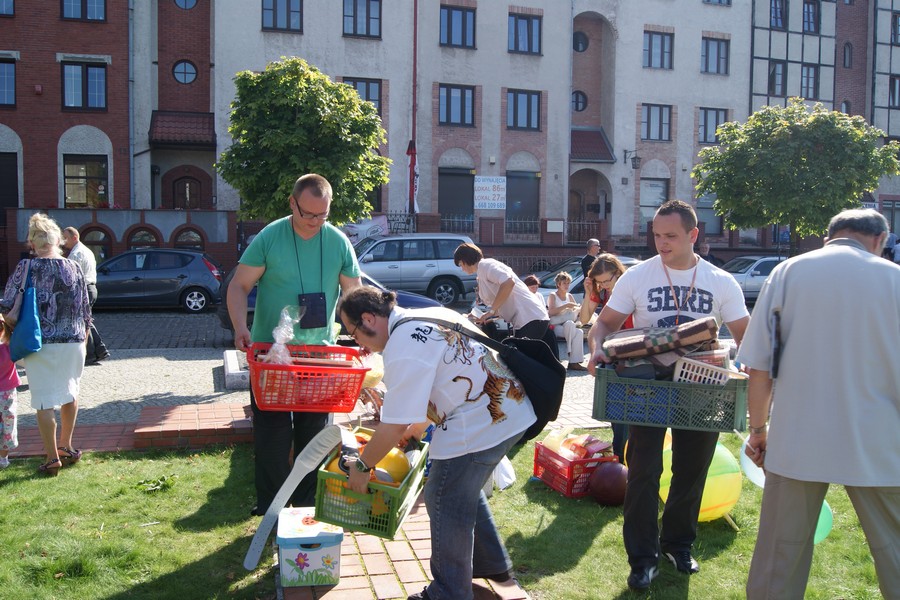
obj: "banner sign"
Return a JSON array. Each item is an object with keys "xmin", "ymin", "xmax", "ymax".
[{"xmin": 474, "ymin": 176, "xmax": 506, "ymax": 210}]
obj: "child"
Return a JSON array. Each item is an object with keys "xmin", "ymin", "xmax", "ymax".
[{"xmin": 0, "ymin": 314, "xmax": 20, "ymax": 468}]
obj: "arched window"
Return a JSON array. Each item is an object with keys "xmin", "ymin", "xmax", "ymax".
[
  {"xmin": 841, "ymin": 101, "xmax": 851, "ymax": 114},
  {"xmin": 82, "ymin": 229, "xmax": 111, "ymax": 263},
  {"xmin": 572, "ymin": 91, "xmax": 588, "ymax": 112},
  {"xmin": 129, "ymin": 229, "xmax": 158, "ymax": 250},
  {"xmin": 573, "ymin": 32, "xmax": 589, "ymax": 52},
  {"xmin": 175, "ymin": 228, "xmax": 203, "ymax": 250},
  {"xmin": 175, "ymin": 0, "xmax": 197, "ymax": 9},
  {"xmin": 174, "ymin": 177, "xmax": 201, "ymax": 209},
  {"xmin": 843, "ymin": 43, "xmax": 853, "ymax": 68}
]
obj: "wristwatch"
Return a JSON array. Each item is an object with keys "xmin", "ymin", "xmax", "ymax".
[
  {"xmin": 748, "ymin": 424, "xmax": 768, "ymax": 435},
  {"xmin": 355, "ymin": 456, "xmax": 373, "ymax": 473}
]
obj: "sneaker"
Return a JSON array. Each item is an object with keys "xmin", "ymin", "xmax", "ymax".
[
  {"xmin": 0, "ymin": 456, "xmax": 9, "ymax": 468},
  {"xmin": 567, "ymin": 362, "xmax": 588, "ymax": 372},
  {"xmin": 664, "ymin": 550, "xmax": 700, "ymax": 574},
  {"xmin": 407, "ymin": 587, "xmax": 431, "ymax": 600},
  {"xmin": 627, "ymin": 565, "xmax": 658, "ymax": 590}
]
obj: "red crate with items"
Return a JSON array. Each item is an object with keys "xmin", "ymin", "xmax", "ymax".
[{"xmin": 533, "ymin": 441, "xmax": 618, "ymax": 498}]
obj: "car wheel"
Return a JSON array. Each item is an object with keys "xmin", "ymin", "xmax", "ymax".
[
  {"xmin": 428, "ymin": 278, "xmax": 461, "ymax": 306},
  {"xmin": 182, "ymin": 288, "xmax": 211, "ymax": 313}
]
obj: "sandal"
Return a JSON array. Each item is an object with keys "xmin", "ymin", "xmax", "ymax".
[
  {"xmin": 38, "ymin": 458, "xmax": 62, "ymax": 476},
  {"xmin": 58, "ymin": 446, "xmax": 82, "ymax": 465}
]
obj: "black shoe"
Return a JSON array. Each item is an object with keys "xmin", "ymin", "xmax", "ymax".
[
  {"xmin": 475, "ymin": 570, "xmax": 511, "ymax": 583},
  {"xmin": 407, "ymin": 586, "xmax": 431, "ymax": 599},
  {"xmin": 627, "ymin": 565, "xmax": 658, "ymax": 590},
  {"xmin": 664, "ymin": 550, "xmax": 700, "ymax": 574},
  {"xmin": 249, "ymin": 505, "xmax": 263, "ymax": 517},
  {"xmin": 96, "ymin": 349, "xmax": 111, "ymax": 361}
]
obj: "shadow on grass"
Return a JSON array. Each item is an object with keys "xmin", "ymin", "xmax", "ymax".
[{"xmin": 173, "ymin": 444, "xmax": 256, "ymax": 531}]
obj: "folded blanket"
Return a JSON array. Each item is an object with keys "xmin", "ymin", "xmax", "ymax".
[{"xmin": 601, "ymin": 316, "xmax": 719, "ymax": 360}]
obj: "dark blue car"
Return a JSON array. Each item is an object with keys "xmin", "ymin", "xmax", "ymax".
[{"xmin": 217, "ymin": 268, "xmax": 440, "ymax": 331}]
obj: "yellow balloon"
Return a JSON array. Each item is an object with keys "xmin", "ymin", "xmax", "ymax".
[
  {"xmin": 622, "ymin": 429, "xmax": 672, "ymax": 466},
  {"xmin": 659, "ymin": 442, "xmax": 742, "ymax": 522}
]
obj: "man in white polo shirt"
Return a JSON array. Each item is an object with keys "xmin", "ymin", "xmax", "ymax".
[{"xmin": 63, "ymin": 227, "xmax": 110, "ymax": 364}]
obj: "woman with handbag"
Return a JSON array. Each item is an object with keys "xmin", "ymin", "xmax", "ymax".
[
  {"xmin": 0, "ymin": 213, "xmax": 91, "ymax": 475},
  {"xmin": 547, "ymin": 271, "xmax": 587, "ymax": 371}
]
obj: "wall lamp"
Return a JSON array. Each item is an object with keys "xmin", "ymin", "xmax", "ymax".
[{"xmin": 623, "ymin": 149, "xmax": 642, "ymax": 170}]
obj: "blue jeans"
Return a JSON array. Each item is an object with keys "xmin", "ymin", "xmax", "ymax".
[{"xmin": 424, "ymin": 432, "xmax": 523, "ymax": 600}]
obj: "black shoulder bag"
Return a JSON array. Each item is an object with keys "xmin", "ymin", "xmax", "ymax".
[{"xmin": 391, "ymin": 316, "xmax": 566, "ymax": 441}]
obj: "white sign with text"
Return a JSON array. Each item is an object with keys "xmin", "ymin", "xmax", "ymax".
[{"xmin": 474, "ymin": 176, "xmax": 506, "ymax": 210}]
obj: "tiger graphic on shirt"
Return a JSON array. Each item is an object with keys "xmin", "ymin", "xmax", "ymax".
[{"xmin": 452, "ymin": 351, "xmax": 526, "ymax": 424}]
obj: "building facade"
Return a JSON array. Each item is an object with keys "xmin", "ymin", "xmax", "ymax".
[{"xmin": 2, "ymin": 0, "xmax": 898, "ymax": 283}]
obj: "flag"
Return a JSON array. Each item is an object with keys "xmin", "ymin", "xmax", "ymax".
[{"xmin": 406, "ymin": 140, "xmax": 419, "ymax": 213}]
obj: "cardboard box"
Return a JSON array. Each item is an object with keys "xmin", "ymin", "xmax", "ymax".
[{"xmin": 276, "ymin": 507, "xmax": 343, "ymax": 587}]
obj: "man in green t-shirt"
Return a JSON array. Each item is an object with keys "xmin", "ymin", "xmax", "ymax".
[{"xmin": 228, "ymin": 174, "xmax": 361, "ymax": 515}]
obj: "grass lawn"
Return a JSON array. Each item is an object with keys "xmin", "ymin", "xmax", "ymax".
[
  {"xmin": 0, "ymin": 445, "xmax": 274, "ymax": 600},
  {"xmin": 490, "ymin": 430, "xmax": 883, "ymax": 599},
  {"xmin": 0, "ymin": 434, "xmax": 884, "ymax": 599}
]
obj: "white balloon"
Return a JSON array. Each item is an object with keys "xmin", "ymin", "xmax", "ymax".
[{"xmin": 740, "ymin": 439, "xmax": 767, "ymax": 488}]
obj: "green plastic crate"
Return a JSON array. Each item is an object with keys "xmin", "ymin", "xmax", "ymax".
[
  {"xmin": 593, "ymin": 367, "xmax": 748, "ymax": 432},
  {"xmin": 314, "ymin": 428, "xmax": 429, "ymax": 539}
]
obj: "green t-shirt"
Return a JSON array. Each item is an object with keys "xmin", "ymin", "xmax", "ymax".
[{"xmin": 240, "ymin": 217, "xmax": 360, "ymax": 344}]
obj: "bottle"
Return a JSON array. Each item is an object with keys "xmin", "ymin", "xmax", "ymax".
[{"xmin": 542, "ymin": 426, "xmax": 573, "ymax": 454}]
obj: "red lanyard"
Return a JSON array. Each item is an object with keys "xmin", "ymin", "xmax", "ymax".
[{"xmin": 662, "ymin": 255, "xmax": 699, "ymax": 326}]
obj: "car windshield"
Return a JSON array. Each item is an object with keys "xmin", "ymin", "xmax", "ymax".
[
  {"xmin": 354, "ymin": 236, "xmax": 381, "ymax": 257},
  {"xmin": 721, "ymin": 257, "xmax": 758, "ymax": 274},
  {"xmin": 538, "ymin": 258, "xmax": 582, "ymax": 288}
]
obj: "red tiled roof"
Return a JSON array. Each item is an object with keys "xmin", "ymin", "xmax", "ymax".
[
  {"xmin": 570, "ymin": 128, "xmax": 614, "ymax": 162},
  {"xmin": 149, "ymin": 111, "xmax": 216, "ymax": 147}
]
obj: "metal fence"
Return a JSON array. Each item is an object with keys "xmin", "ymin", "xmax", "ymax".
[
  {"xmin": 492, "ymin": 254, "xmax": 573, "ymax": 275},
  {"xmin": 503, "ymin": 217, "xmax": 541, "ymax": 244},
  {"xmin": 440, "ymin": 214, "xmax": 475, "ymax": 234},
  {"xmin": 565, "ymin": 220, "xmax": 603, "ymax": 245}
]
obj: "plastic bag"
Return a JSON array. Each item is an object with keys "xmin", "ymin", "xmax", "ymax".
[
  {"xmin": 493, "ymin": 456, "xmax": 516, "ymax": 490},
  {"xmin": 263, "ymin": 305, "xmax": 305, "ymax": 365}
]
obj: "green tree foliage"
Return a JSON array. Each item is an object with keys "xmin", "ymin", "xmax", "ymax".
[
  {"xmin": 216, "ymin": 57, "xmax": 391, "ymax": 225},
  {"xmin": 693, "ymin": 98, "xmax": 899, "ymax": 252}
]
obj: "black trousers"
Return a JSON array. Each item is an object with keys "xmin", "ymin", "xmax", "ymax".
[
  {"xmin": 515, "ymin": 319, "xmax": 560, "ymax": 361},
  {"xmin": 85, "ymin": 283, "xmax": 108, "ymax": 359},
  {"xmin": 249, "ymin": 388, "xmax": 329, "ymax": 511},
  {"xmin": 622, "ymin": 425, "xmax": 718, "ymax": 568}
]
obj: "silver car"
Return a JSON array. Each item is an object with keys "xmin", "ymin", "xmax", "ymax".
[
  {"xmin": 354, "ymin": 233, "xmax": 477, "ymax": 305},
  {"xmin": 721, "ymin": 255, "xmax": 786, "ymax": 302}
]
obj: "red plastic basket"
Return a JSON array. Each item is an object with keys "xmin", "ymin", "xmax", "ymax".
[
  {"xmin": 533, "ymin": 442, "xmax": 617, "ymax": 498},
  {"xmin": 247, "ymin": 343, "xmax": 369, "ymax": 412}
]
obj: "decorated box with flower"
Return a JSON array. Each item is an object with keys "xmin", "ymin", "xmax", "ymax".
[{"xmin": 276, "ymin": 507, "xmax": 344, "ymax": 587}]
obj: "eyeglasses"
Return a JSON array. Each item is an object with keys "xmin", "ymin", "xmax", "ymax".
[
  {"xmin": 593, "ymin": 275, "xmax": 617, "ymax": 287},
  {"xmin": 293, "ymin": 199, "xmax": 329, "ymax": 221},
  {"xmin": 348, "ymin": 320, "xmax": 362, "ymax": 340}
]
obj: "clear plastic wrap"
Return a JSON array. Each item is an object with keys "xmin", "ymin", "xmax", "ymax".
[{"xmin": 263, "ymin": 305, "xmax": 305, "ymax": 365}]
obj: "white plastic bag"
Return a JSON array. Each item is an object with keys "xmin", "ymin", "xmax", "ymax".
[
  {"xmin": 263, "ymin": 305, "xmax": 305, "ymax": 365},
  {"xmin": 493, "ymin": 456, "xmax": 516, "ymax": 490}
]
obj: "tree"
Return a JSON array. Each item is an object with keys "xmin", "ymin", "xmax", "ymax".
[
  {"xmin": 216, "ymin": 57, "xmax": 391, "ymax": 225},
  {"xmin": 692, "ymin": 98, "xmax": 900, "ymax": 254}
]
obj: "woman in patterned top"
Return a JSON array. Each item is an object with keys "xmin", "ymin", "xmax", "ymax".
[{"xmin": 0, "ymin": 213, "xmax": 91, "ymax": 475}]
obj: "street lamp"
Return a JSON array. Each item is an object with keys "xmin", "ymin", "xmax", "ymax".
[{"xmin": 623, "ymin": 149, "xmax": 642, "ymax": 170}]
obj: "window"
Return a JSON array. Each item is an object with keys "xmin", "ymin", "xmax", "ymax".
[
  {"xmin": 343, "ymin": 0, "xmax": 380, "ymax": 38},
  {"xmin": 175, "ymin": 229, "xmax": 203, "ymax": 250},
  {"xmin": 439, "ymin": 84, "xmax": 475, "ymax": 126},
  {"xmin": 82, "ymin": 229, "xmax": 109, "ymax": 262},
  {"xmin": 641, "ymin": 104, "xmax": 672, "ymax": 141},
  {"xmin": 62, "ymin": 63, "xmax": 106, "ymax": 109},
  {"xmin": 639, "ymin": 178, "xmax": 669, "ymax": 232},
  {"xmin": 770, "ymin": 0, "xmax": 786, "ymax": 29},
  {"xmin": 573, "ymin": 31, "xmax": 589, "ymax": 52},
  {"xmin": 263, "ymin": 0, "xmax": 302, "ymax": 32},
  {"xmin": 173, "ymin": 61, "xmax": 196, "ymax": 84},
  {"xmin": 704, "ymin": 0, "xmax": 731, "ymax": 4},
  {"xmin": 370, "ymin": 240, "xmax": 401, "ymax": 262},
  {"xmin": 803, "ymin": 0, "xmax": 819, "ymax": 34},
  {"xmin": 699, "ymin": 108, "xmax": 727, "ymax": 144},
  {"xmin": 62, "ymin": 0, "xmax": 105, "ymax": 21},
  {"xmin": 696, "ymin": 194, "xmax": 722, "ymax": 235},
  {"xmin": 843, "ymin": 43, "xmax": 852, "ymax": 68},
  {"xmin": 506, "ymin": 171, "xmax": 540, "ymax": 234},
  {"xmin": 0, "ymin": 60, "xmax": 14, "ymax": 106},
  {"xmin": 175, "ymin": 0, "xmax": 196, "ymax": 8},
  {"xmin": 507, "ymin": 89, "xmax": 541, "ymax": 130},
  {"xmin": 801, "ymin": 64, "xmax": 818, "ymax": 99},
  {"xmin": 508, "ymin": 14, "xmax": 541, "ymax": 54},
  {"xmin": 893, "ymin": 13, "xmax": 900, "ymax": 45},
  {"xmin": 643, "ymin": 32, "xmax": 673, "ymax": 69},
  {"xmin": 768, "ymin": 60, "xmax": 786, "ymax": 96},
  {"xmin": 64, "ymin": 154, "xmax": 108, "ymax": 208},
  {"xmin": 890, "ymin": 76, "xmax": 900, "ymax": 108},
  {"xmin": 0, "ymin": 0, "xmax": 13, "ymax": 16},
  {"xmin": 345, "ymin": 77, "xmax": 381, "ymax": 115},
  {"xmin": 440, "ymin": 5, "xmax": 475, "ymax": 48},
  {"xmin": 701, "ymin": 38, "xmax": 729, "ymax": 74},
  {"xmin": 841, "ymin": 101, "xmax": 850, "ymax": 113},
  {"xmin": 129, "ymin": 229, "xmax": 159, "ymax": 249},
  {"xmin": 572, "ymin": 91, "xmax": 587, "ymax": 112}
]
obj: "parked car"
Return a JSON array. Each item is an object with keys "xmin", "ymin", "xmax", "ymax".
[
  {"xmin": 216, "ymin": 268, "xmax": 440, "ymax": 331},
  {"xmin": 535, "ymin": 255, "xmax": 642, "ymax": 305},
  {"xmin": 721, "ymin": 255, "xmax": 787, "ymax": 302},
  {"xmin": 95, "ymin": 248, "xmax": 222, "ymax": 313},
  {"xmin": 353, "ymin": 233, "xmax": 477, "ymax": 306}
]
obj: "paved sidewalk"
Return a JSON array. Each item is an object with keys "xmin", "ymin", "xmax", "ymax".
[{"xmin": 10, "ymin": 310, "xmax": 604, "ymax": 599}]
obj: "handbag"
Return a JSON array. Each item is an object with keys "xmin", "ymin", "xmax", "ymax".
[
  {"xmin": 391, "ymin": 315, "xmax": 566, "ymax": 441},
  {"xmin": 10, "ymin": 260, "xmax": 42, "ymax": 361}
]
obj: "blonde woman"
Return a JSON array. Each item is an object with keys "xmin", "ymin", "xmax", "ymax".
[
  {"xmin": 547, "ymin": 272, "xmax": 586, "ymax": 371},
  {"xmin": 0, "ymin": 213, "xmax": 91, "ymax": 475}
]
